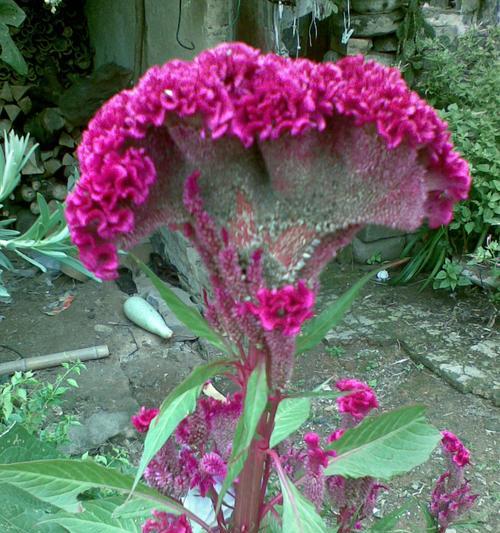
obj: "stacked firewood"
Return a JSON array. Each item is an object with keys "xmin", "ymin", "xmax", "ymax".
[
  {"xmin": 0, "ymin": 0, "xmax": 92, "ymax": 88},
  {"xmin": 0, "ymin": 2, "xmax": 133, "ymax": 226},
  {"xmin": 0, "ymin": 81, "xmax": 81, "ymax": 218}
]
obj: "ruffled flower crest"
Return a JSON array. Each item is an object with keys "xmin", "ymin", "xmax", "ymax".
[{"xmin": 66, "ymin": 43, "xmax": 470, "ymax": 282}]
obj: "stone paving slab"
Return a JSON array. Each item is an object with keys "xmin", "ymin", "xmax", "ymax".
[{"xmin": 320, "ymin": 269, "xmax": 499, "ymax": 405}]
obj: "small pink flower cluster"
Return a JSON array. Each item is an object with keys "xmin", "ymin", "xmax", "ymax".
[
  {"xmin": 328, "ymin": 380, "xmax": 384, "ymax": 531},
  {"xmin": 441, "ymin": 430, "xmax": 471, "ymax": 467},
  {"xmin": 133, "ymin": 393, "xmax": 242, "ymax": 501},
  {"xmin": 301, "ymin": 432, "xmax": 337, "ymax": 510},
  {"xmin": 131, "ymin": 407, "xmax": 159, "ymax": 433},
  {"xmin": 335, "ymin": 379, "xmax": 379, "ymax": 422},
  {"xmin": 430, "ymin": 431, "xmax": 478, "ymax": 532},
  {"xmin": 279, "ymin": 379, "xmax": 382, "ymax": 530},
  {"xmin": 242, "ymin": 280, "xmax": 315, "ymax": 336},
  {"xmin": 142, "ymin": 511, "xmax": 192, "ymax": 533}
]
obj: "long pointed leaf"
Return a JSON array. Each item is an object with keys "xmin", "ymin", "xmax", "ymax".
[
  {"xmin": 41, "ymin": 497, "xmax": 142, "ymax": 533},
  {"xmin": 276, "ymin": 465, "xmax": 327, "ymax": 532},
  {"xmin": 217, "ymin": 362, "xmax": 268, "ymax": 511},
  {"xmin": 131, "ymin": 255, "xmax": 230, "ymax": 354},
  {"xmin": 0, "ymin": 460, "xmax": 187, "ymax": 516},
  {"xmin": 325, "ymin": 406, "xmax": 440, "ymax": 479},
  {"xmin": 270, "ymin": 397, "xmax": 311, "ymax": 448},
  {"xmin": 296, "ymin": 269, "xmax": 377, "ymax": 354}
]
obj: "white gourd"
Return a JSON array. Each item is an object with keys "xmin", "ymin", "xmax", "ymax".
[{"xmin": 123, "ymin": 296, "xmax": 173, "ymax": 339}]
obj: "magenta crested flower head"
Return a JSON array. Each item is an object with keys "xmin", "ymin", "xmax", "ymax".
[
  {"xmin": 131, "ymin": 406, "xmax": 159, "ymax": 433},
  {"xmin": 441, "ymin": 430, "xmax": 471, "ymax": 468},
  {"xmin": 66, "ymin": 43, "xmax": 470, "ymax": 281},
  {"xmin": 335, "ymin": 379, "xmax": 378, "ymax": 421},
  {"xmin": 142, "ymin": 511, "xmax": 192, "ymax": 533},
  {"xmin": 242, "ymin": 279, "xmax": 315, "ymax": 336}
]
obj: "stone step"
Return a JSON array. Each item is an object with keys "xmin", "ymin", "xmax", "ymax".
[{"xmin": 351, "ymin": 0, "xmax": 405, "ymax": 14}]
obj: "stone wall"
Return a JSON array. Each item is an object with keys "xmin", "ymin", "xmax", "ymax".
[{"xmin": 326, "ymin": 0, "xmax": 482, "ymax": 67}]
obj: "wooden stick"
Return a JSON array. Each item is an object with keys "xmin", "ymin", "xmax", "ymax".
[{"xmin": 0, "ymin": 345, "xmax": 110, "ymax": 376}]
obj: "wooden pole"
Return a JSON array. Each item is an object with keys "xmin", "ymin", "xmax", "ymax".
[{"xmin": 0, "ymin": 345, "xmax": 109, "ymax": 376}]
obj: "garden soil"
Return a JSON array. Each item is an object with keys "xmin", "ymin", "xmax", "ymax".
[{"xmin": 0, "ymin": 260, "xmax": 498, "ymax": 532}]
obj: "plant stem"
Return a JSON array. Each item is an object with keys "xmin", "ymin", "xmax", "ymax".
[
  {"xmin": 232, "ymin": 427, "xmax": 267, "ymax": 531},
  {"xmin": 232, "ymin": 388, "xmax": 280, "ymax": 532}
]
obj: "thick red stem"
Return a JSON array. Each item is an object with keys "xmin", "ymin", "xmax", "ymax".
[{"xmin": 232, "ymin": 350, "xmax": 281, "ymax": 532}]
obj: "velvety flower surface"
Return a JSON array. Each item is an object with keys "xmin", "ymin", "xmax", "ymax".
[
  {"xmin": 142, "ymin": 511, "xmax": 192, "ymax": 533},
  {"xmin": 335, "ymin": 379, "xmax": 378, "ymax": 420},
  {"xmin": 441, "ymin": 430, "xmax": 471, "ymax": 467},
  {"xmin": 430, "ymin": 429, "xmax": 478, "ymax": 532},
  {"xmin": 243, "ymin": 280, "xmax": 315, "ymax": 336},
  {"xmin": 131, "ymin": 406, "xmax": 159, "ymax": 433},
  {"xmin": 66, "ymin": 43, "xmax": 470, "ymax": 281}
]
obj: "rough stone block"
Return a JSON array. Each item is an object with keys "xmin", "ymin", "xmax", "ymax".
[
  {"xmin": 352, "ymin": 235, "xmax": 405, "ymax": 263},
  {"xmin": 460, "ymin": 0, "xmax": 480, "ymax": 14},
  {"xmin": 323, "ymin": 50, "xmax": 343, "ymax": 62},
  {"xmin": 331, "ymin": 37, "xmax": 373, "ymax": 55},
  {"xmin": 422, "ymin": 7, "xmax": 467, "ymax": 40},
  {"xmin": 333, "ymin": 10, "xmax": 404, "ymax": 38},
  {"xmin": 372, "ymin": 34, "xmax": 399, "ymax": 52},
  {"xmin": 357, "ymin": 225, "xmax": 405, "ymax": 243},
  {"xmin": 351, "ymin": 0, "xmax": 404, "ymax": 14},
  {"xmin": 152, "ymin": 228, "xmax": 209, "ymax": 303},
  {"xmin": 365, "ymin": 51, "xmax": 396, "ymax": 66},
  {"xmin": 64, "ymin": 411, "xmax": 134, "ymax": 455}
]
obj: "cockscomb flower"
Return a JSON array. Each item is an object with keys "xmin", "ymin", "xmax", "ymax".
[
  {"xmin": 242, "ymin": 280, "xmax": 315, "ymax": 336},
  {"xmin": 335, "ymin": 379, "xmax": 378, "ymax": 421},
  {"xmin": 66, "ymin": 43, "xmax": 470, "ymax": 282},
  {"xmin": 430, "ymin": 473, "xmax": 478, "ymax": 532},
  {"xmin": 429, "ymin": 430, "xmax": 477, "ymax": 531},
  {"xmin": 301, "ymin": 432, "xmax": 336, "ymax": 510},
  {"xmin": 441, "ymin": 430, "xmax": 471, "ymax": 467},
  {"xmin": 142, "ymin": 511, "xmax": 192, "ymax": 533},
  {"xmin": 131, "ymin": 406, "xmax": 159, "ymax": 433}
]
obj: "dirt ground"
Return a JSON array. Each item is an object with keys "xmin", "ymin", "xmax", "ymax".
[{"xmin": 0, "ymin": 259, "xmax": 498, "ymax": 532}]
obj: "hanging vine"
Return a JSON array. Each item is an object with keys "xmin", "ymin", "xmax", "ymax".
[{"xmin": 396, "ymin": 0, "xmax": 435, "ymax": 85}]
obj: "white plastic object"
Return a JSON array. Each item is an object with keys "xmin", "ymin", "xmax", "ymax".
[
  {"xmin": 376, "ymin": 270, "xmax": 390, "ymax": 282},
  {"xmin": 123, "ymin": 296, "xmax": 173, "ymax": 339}
]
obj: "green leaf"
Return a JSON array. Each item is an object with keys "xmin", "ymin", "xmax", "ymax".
[
  {"xmin": 296, "ymin": 269, "xmax": 376, "ymax": 354},
  {"xmin": 0, "ymin": 483, "xmax": 66, "ymax": 533},
  {"xmin": 0, "ymin": 0, "xmax": 26, "ymax": 27},
  {"xmin": 133, "ymin": 359, "xmax": 234, "ymax": 494},
  {"xmin": 277, "ymin": 467, "xmax": 327, "ymax": 533},
  {"xmin": 367, "ymin": 501, "xmax": 412, "ymax": 532},
  {"xmin": 270, "ymin": 397, "xmax": 311, "ymax": 448},
  {"xmin": 41, "ymin": 497, "xmax": 142, "ymax": 533},
  {"xmin": 133, "ymin": 388, "xmax": 199, "ymax": 492},
  {"xmin": 130, "ymin": 255, "xmax": 230, "ymax": 354},
  {"xmin": 50, "ymin": 252, "xmax": 100, "ymax": 282},
  {"xmin": 217, "ymin": 362, "xmax": 268, "ymax": 510},
  {"xmin": 0, "ymin": 459, "xmax": 187, "ymax": 516},
  {"xmin": 0, "ymin": 424, "xmax": 60, "ymax": 463},
  {"xmin": 418, "ymin": 502, "xmax": 439, "ymax": 532},
  {"xmin": 0, "ymin": 23, "xmax": 27, "ymax": 75},
  {"xmin": 325, "ymin": 406, "xmax": 441, "ymax": 479}
]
